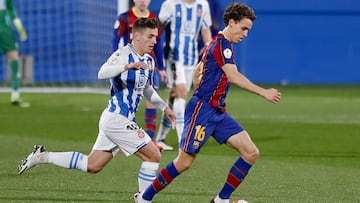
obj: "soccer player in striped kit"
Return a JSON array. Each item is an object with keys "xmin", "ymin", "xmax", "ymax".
[
  {"xmin": 155, "ymin": 0, "xmax": 213, "ymax": 150},
  {"xmin": 112, "ymin": 0, "xmax": 167, "ymax": 142},
  {"xmin": 18, "ymin": 18, "xmax": 176, "ymax": 196},
  {"xmin": 0, "ymin": 0, "xmax": 29, "ymax": 107},
  {"xmin": 136, "ymin": 3, "xmax": 281, "ymax": 203}
]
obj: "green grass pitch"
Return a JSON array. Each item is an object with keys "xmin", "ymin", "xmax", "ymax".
[{"xmin": 0, "ymin": 85, "xmax": 359, "ymax": 202}]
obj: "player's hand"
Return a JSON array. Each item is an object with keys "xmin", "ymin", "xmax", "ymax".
[
  {"xmin": 20, "ymin": 31, "xmax": 27, "ymax": 41},
  {"xmin": 262, "ymin": 88, "xmax": 281, "ymax": 104},
  {"xmin": 158, "ymin": 70, "xmax": 168, "ymax": 83},
  {"xmin": 13, "ymin": 18, "xmax": 27, "ymax": 41},
  {"xmin": 125, "ymin": 62, "xmax": 148, "ymax": 70},
  {"xmin": 164, "ymin": 106, "xmax": 176, "ymax": 129}
]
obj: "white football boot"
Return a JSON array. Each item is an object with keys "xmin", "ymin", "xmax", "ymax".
[{"xmin": 18, "ymin": 145, "xmax": 48, "ymax": 174}]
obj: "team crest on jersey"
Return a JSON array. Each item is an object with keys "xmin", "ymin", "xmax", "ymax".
[
  {"xmin": 184, "ymin": 21, "xmax": 193, "ymax": 32},
  {"xmin": 192, "ymin": 141, "xmax": 200, "ymax": 149},
  {"xmin": 223, "ymin": 48, "xmax": 232, "ymax": 59},
  {"xmin": 137, "ymin": 75, "xmax": 146, "ymax": 88},
  {"xmin": 136, "ymin": 129, "xmax": 146, "ymax": 138}
]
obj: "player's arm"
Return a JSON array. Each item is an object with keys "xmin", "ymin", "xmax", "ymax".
[
  {"xmin": 201, "ymin": 27, "xmax": 212, "ymax": 45},
  {"xmin": 201, "ymin": 0, "xmax": 213, "ymax": 44},
  {"xmin": 144, "ymin": 84, "xmax": 176, "ymax": 125},
  {"xmin": 98, "ymin": 52, "xmax": 148, "ymax": 79},
  {"xmin": 193, "ymin": 61, "xmax": 204, "ymax": 90},
  {"xmin": 222, "ymin": 64, "xmax": 281, "ymax": 104},
  {"xmin": 8, "ymin": 0, "xmax": 27, "ymax": 41},
  {"xmin": 112, "ymin": 15, "xmax": 126, "ymax": 52},
  {"xmin": 158, "ymin": 0, "xmax": 173, "ymax": 28}
]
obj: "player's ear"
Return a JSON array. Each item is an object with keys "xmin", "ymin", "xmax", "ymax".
[
  {"xmin": 132, "ymin": 30, "xmax": 140, "ymax": 41},
  {"xmin": 228, "ymin": 19, "xmax": 235, "ymax": 27}
]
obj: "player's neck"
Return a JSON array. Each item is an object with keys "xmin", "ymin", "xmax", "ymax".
[
  {"xmin": 130, "ymin": 43, "xmax": 145, "ymax": 57},
  {"xmin": 132, "ymin": 7, "xmax": 149, "ymax": 18},
  {"xmin": 219, "ymin": 29, "xmax": 230, "ymax": 41},
  {"xmin": 183, "ymin": 0, "xmax": 195, "ymax": 5}
]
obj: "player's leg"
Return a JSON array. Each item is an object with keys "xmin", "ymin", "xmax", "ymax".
[
  {"xmin": 139, "ymin": 150, "xmax": 196, "ymax": 202},
  {"xmin": 139, "ymin": 96, "xmax": 213, "ymax": 202},
  {"xmin": 101, "ymin": 111, "xmax": 161, "ymax": 193},
  {"xmin": 155, "ymin": 61, "xmax": 176, "ymax": 150},
  {"xmin": 134, "ymin": 141, "xmax": 161, "ymax": 192},
  {"xmin": 212, "ymin": 115, "xmax": 259, "ymax": 203},
  {"xmin": 171, "ymin": 62, "xmax": 191, "ymax": 143},
  {"xmin": 3, "ymin": 29, "xmax": 30, "ymax": 107},
  {"xmin": 144, "ymin": 70, "xmax": 160, "ymax": 140},
  {"xmin": 18, "ymin": 145, "xmax": 113, "ymax": 175}
]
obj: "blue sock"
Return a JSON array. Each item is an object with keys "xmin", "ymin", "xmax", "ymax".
[
  {"xmin": 142, "ymin": 161, "xmax": 180, "ymax": 201},
  {"xmin": 219, "ymin": 157, "xmax": 252, "ymax": 199},
  {"xmin": 144, "ymin": 108, "xmax": 157, "ymax": 139}
]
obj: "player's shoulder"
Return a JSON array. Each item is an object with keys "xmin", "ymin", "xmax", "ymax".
[
  {"xmin": 114, "ymin": 45, "xmax": 131, "ymax": 56},
  {"xmin": 162, "ymin": 0, "xmax": 180, "ymax": 6}
]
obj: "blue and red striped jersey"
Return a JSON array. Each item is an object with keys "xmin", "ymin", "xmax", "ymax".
[{"xmin": 194, "ymin": 32, "xmax": 235, "ymax": 113}]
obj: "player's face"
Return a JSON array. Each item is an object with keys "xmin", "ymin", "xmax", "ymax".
[
  {"xmin": 137, "ymin": 28, "xmax": 158, "ymax": 55},
  {"xmin": 134, "ymin": 0, "xmax": 151, "ymax": 12},
  {"xmin": 228, "ymin": 18, "xmax": 253, "ymax": 43}
]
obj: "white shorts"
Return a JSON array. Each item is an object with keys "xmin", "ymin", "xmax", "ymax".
[
  {"xmin": 92, "ymin": 110, "xmax": 151, "ymax": 156},
  {"xmin": 166, "ymin": 60, "xmax": 195, "ymax": 92}
]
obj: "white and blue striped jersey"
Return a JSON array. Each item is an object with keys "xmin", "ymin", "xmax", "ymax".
[
  {"xmin": 104, "ymin": 44, "xmax": 155, "ymax": 122},
  {"xmin": 159, "ymin": 0, "xmax": 212, "ymax": 66}
]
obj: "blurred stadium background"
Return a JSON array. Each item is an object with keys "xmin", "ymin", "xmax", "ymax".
[{"xmin": 0, "ymin": 0, "xmax": 359, "ymax": 90}]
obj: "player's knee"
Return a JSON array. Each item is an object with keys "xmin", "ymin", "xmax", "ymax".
[
  {"xmin": 174, "ymin": 160, "xmax": 192, "ymax": 172},
  {"xmin": 148, "ymin": 151, "xmax": 161, "ymax": 163},
  {"xmin": 243, "ymin": 147, "xmax": 259, "ymax": 164},
  {"xmin": 87, "ymin": 164, "xmax": 104, "ymax": 174}
]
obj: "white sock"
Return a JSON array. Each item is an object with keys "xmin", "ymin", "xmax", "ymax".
[
  {"xmin": 48, "ymin": 152, "xmax": 88, "ymax": 172},
  {"xmin": 173, "ymin": 98, "xmax": 185, "ymax": 143},
  {"xmin": 138, "ymin": 161, "xmax": 159, "ymax": 192},
  {"xmin": 155, "ymin": 107, "xmax": 172, "ymax": 142},
  {"xmin": 214, "ymin": 195, "xmax": 230, "ymax": 203},
  {"xmin": 11, "ymin": 91, "xmax": 20, "ymax": 102}
]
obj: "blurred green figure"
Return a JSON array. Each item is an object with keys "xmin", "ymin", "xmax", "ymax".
[{"xmin": 0, "ymin": 0, "xmax": 29, "ymax": 107}]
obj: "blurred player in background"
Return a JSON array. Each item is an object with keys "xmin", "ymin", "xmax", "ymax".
[
  {"xmin": 18, "ymin": 18, "xmax": 176, "ymax": 195},
  {"xmin": 0, "ymin": 0, "xmax": 29, "ymax": 107},
  {"xmin": 112, "ymin": 0, "xmax": 167, "ymax": 143},
  {"xmin": 136, "ymin": 3, "xmax": 281, "ymax": 203},
  {"xmin": 155, "ymin": 0, "xmax": 212, "ymax": 150}
]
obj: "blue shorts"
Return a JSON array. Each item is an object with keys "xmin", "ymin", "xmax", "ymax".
[{"xmin": 179, "ymin": 96, "xmax": 244, "ymax": 154}]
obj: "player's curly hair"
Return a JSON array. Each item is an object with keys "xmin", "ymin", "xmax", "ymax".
[
  {"xmin": 223, "ymin": 2, "xmax": 256, "ymax": 26},
  {"xmin": 133, "ymin": 18, "xmax": 158, "ymax": 31}
]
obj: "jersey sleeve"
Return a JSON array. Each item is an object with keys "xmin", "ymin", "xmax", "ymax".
[
  {"xmin": 213, "ymin": 39, "xmax": 235, "ymax": 68},
  {"xmin": 201, "ymin": 0, "xmax": 212, "ymax": 29},
  {"xmin": 112, "ymin": 14, "xmax": 127, "ymax": 52},
  {"xmin": 158, "ymin": 0, "xmax": 173, "ymax": 25}
]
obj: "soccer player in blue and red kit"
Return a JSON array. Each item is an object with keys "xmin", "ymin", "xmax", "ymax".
[
  {"xmin": 112, "ymin": 0, "xmax": 167, "ymax": 142},
  {"xmin": 136, "ymin": 3, "xmax": 282, "ymax": 203}
]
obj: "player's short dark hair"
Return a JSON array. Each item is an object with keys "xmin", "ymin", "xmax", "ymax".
[
  {"xmin": 133, "ymin": 18, "xmax": 158, "ymax": 32},
  {"xmin": 223, "ymin": 3, "xmax": 256, "ymax": 26}
]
